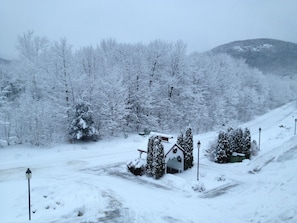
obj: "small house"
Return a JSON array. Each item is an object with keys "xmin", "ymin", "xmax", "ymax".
[{"xmin": 150, "ymin": 132, "xmax": 186, "ymax": 174}]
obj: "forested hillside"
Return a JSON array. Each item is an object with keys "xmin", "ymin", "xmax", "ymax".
[
  {"xmin": 211, "ymin": 38, "xmax": 297, "ymax": 76},
  {"xmin": 1, "ymin": 32, "xmax": 296, "ymax": 146}
]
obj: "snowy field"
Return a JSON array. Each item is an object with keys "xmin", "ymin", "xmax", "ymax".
[{"xmin": 1, "ymin": 102, "xmax": 297, "ymax": 223}]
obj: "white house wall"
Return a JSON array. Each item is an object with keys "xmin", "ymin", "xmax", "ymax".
[
  {"xmin": 165, "ymin": 145, "xmax": 184, "ymax": 173},
  {"xmin": 165, "ymin": 145, "xmax": 184, "ymax": 162}
]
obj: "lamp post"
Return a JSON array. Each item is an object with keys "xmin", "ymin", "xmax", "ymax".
[
  {"xmin": 25, "ymin": 168, "xmax": 32, "ymax": 221},
  {"xmin": 295, "ymin": 119, "xmax": 297, "ymax": 135},
  {"xmin": 197, "ymin": 141, "xmax": 201, "ymax": 181},
  {"xmin": 258, "ymin": 127, "xmax": 261, "ymax": 151}
]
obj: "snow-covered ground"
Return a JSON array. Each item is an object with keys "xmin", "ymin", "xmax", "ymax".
[{"xmin": 1, "ymin": 102, "xmax": 297, "ymax": 223}]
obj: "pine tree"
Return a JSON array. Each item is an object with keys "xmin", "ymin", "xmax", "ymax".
[
  {"xmin": 243, "ymin": 128, "xmax": 251, "ymax": 159},
  {"xmin": 215, "ymin": 131, "xmax": 229, "ymax": 163},
  {"xmin": 227, "ymin": 128, "xmax": 236, "ymax": 157},
  {"xmin": 146, "ymin": 135, "xmax": 155, "ymax": 176},
  {"xmin": 234, "ymin": 128, "xmax": 244, "ymax": 153},
  {"xmin": 184, "ymin": 128, "xmax": 194, "ymax": 170},
  {"xmin": 152, "ymin": 137, "xmax": 165, "ymax": 179},
  {"xmin": 214, "ymin": 127, "xmax": 252, "ymax": 163},
  {"xmin": 68, "ymin": 101, "xmax": 98, "ymax": 141},
  {"xmin": 177, "ymin": 133, "xmax": 184, "ymax": 149}
]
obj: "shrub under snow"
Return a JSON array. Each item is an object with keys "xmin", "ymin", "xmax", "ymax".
[
  {"xmin": 191, "ymin": 182, "xmax": 206, "ymax": 192},
  {"xmin": 127, "ymin": 158, "xmax": 146, "ymax": 176}
]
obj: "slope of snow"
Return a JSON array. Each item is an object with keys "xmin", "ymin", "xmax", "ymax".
[{"xmin": 1, "ymin": 102, "xmax": 297, "ymax": 222}]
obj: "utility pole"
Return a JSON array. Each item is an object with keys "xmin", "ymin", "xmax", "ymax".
[
  {"xmin": 197, "ymin": 141, "xmax": 201, "ymax": 181},
  {"xmin": 259, "ymin": 127, "xmax": 261, "ymax": 150},
  {"xmin": 26, "ymin": 168, "xmax": 32, "ymax": 221},
  {"xmin": 294, "ymin": 118, "xmax": 297, "ymax": 135}
]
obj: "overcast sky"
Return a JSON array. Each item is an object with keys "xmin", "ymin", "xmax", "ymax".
[{"xmin": 1, "ymin": 0, "xmax": 297, "ymax": 59}]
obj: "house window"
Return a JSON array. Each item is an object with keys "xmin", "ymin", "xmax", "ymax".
[
  {"xmin": 173, "ymin": 148, "xmax": 177, "ymax": 153},
  {"xmin": 177, "ymin": 156, "xmax": 182, "ymax": 162}
]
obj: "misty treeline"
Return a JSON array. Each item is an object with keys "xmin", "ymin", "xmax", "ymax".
[{"xmin": 0, "ymin": 31, "xmax": 296, "ymax": 146}]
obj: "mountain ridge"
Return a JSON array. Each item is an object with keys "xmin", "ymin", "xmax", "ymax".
[{"xmin": 211, "ymin": 38, "xmax": 297, "ymax": 76}]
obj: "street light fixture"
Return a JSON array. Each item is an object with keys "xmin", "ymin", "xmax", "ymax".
[
  {"xmin": 259, "ymin": 128, "xmax": 261, "ymax": 151},
  {"xmin": 197, "ymin": 141, "xmax": 201, "ymax": 181},
  {"xmin": 26, "ymin": 168, "xmax": 32, "ymax": 221}
]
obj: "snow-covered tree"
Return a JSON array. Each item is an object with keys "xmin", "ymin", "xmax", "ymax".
[
  {"xmin": 146, "ymin": 135, "xmax": 165, "ymax": 179},
  {"xmin": 215, "ymin": 131, "xmax": 229, "ymax": 163},
  {"xmin": 146, "ymin": 135, "xmax": 155, "ymax": 177},
  {"xmin": 184, "ymin": 128, "xmax": 194, "ymax": 170},
  {"xmin": 2, "ymin": 32, "xmax": 297, "ymax": 146},
  {"xmin": 213, "ymin": 127, "xmax": 253, "ymax": 163},
  {"xmin": 152, "ymin": 137, "xmax": 165, "ymax": 179},
  {"xmin": 177, "ymin": 133, "xmax": 184, "ymax": 149},
  {"xmin": 243, "ymin": 128, "xmax": 251, "ymax": 158},
  {"xmin": 176, "ymin": 128, "xmax": 193, "ymax": 170},
  {"xmin": 68, "ymin": 101, "xmax": 98, "ymax": 141}
]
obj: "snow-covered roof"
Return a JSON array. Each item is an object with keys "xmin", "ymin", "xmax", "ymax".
[
  {"xmin": 164, "ymin": 143, "xmax": 185, "ymax": 158},
  {"xmin": 137, "ymin": 132, "xmax": 184, "ymax": 156},
  {"xmin": 232, "ymin": 152, "xmax": 245, "ymax": 157},
  {"xmin": 150, "ymin": 132, "xmax": 173, "ymax": 139}
]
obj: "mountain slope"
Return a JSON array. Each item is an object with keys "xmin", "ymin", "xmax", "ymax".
[{"xmin": 211, "ymin": 38, "xmax": 297, "ymax": 76}]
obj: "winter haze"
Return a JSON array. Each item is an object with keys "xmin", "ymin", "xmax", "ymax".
[
  {"xmin": 1, "ymin": 1, "xmax": 297, "ymax": 222},
  {"xmin": 1, "ymin": 0, "xmax": 297, "ymax": 59}
]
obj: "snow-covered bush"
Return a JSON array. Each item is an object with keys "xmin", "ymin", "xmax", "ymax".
[
  {"xmin": 127, "ymin": 158, "xmax": 146, "ymax": 176},
  {"xmin": 215, "ymin": 174, "xmax": 226, "ymax": 181},
  {"xmin": 191, "ymin": 182, "xmax": 206, "ymax": 192},
  {"xmin": 68, "ymin": 101, "xmax": 99, "ymax": 142},
  {"xmin": 251, "ymin": 139, "xmax": 260, "ymax": 156},
  {"xmin": 205, "ymin": 139, "xmax": 218, "ymax": 162}
]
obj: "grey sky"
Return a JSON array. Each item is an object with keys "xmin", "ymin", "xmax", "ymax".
[{"xmin": 1, "ymin": 0, "xmax": 297, "ymax": 59}]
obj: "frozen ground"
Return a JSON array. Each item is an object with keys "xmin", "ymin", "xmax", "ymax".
[{"xmin": 1, "ymin": 102, "xmax": 297, "ymax": 222}]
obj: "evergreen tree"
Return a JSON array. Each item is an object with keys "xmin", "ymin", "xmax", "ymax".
[
  {"xmin": 233, "ymin": 128, "xmax": 243, "ymax": 154},
  {"xmin": 215, "ymin": 131, "xmax": 229, "ymax": 163},
  {"xmin": 152, "ymin": 137, "xmax": 165, "ymax": 179},
  {"xmin": 214, "ymin": 127, "xmax": 252, "ymax": 163},
  {"xmin": 68, "ymin": 101, "xmax": 98, "ymax": 141},
  {"xmin": 243, "ymin": 128, "xmax": 251, "ymax": 158},
  {"xmin": 227, "ymin": 128, "xmax": 236, "ymax": 157},
  {"xmin": 177, "ymin": 133, "xmax": 185, "ymax": 149},
  {"xmin": 184, "ymin": 128, "xmax": 194, "ymax": 170},
  {"xmin": 146, "ymin": 135, "xmax": 155, "ymax": 176}
]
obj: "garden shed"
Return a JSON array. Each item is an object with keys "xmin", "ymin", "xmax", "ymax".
[{"xmin": 230, "ymin": 152, "xmax": 246, "ymax": 163}]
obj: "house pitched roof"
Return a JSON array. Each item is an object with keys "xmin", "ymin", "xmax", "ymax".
[{"xmin": 165, "ymin": 143, "xmax": 185, "ymax": 158}]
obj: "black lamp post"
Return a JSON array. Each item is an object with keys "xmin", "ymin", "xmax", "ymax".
[
  {"xmin": 259, "ymin": 127, "xmax": 261, "ymax": 151},
  {"xmin": 26, "ymin": 168, "xmax": 32, "ymax": 221},
  {"xmin": 197, "ymin": 141, "xmax": 201, "ymax": 181},
  {"xmin": 295, "ymin": 119, "xmax": 297, "ymax": 135}
]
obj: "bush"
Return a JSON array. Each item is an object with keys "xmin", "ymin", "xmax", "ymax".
[
  {"xmin": 251, "ymin": 140, "xmax": 260, "ymax": 156},
  {"xmin": 191, "ymin": 182, "xmax": 206, "ymax": 192},
  {"xmin": 127, "ymin": 158, "xmax": 146, "ymax": 176},
  {"xmin": 215, "ymin": 174, "xmax": 226, "ymax": 181}
]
